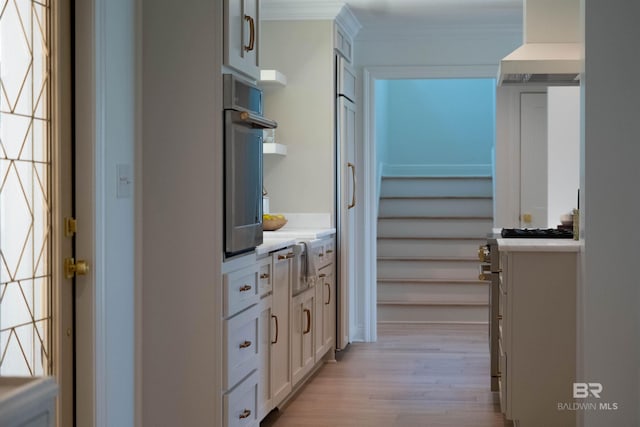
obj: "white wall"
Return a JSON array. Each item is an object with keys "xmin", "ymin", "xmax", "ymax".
[
  {"xmin": 141, "ymin": 1, "xmax": 223, "ymax": 426},
  {"xmin": 580, "ymin": 0, "xmax": 640, "ymax": 425},
  {"xmin": 547, "ymin": 87, "xmax": 580, "ymax": 227},
  {"xmin": 261, "ymin": 21, "xmax": 335, "ymax": 217},
  {"xmin": 376, "ymin": 78, "xmax": 496, "ymax": 174}
]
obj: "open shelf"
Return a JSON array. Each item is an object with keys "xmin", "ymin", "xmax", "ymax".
[{"xmin": 263, "ymin": 142, "xmax": 287, "ymax": 155}]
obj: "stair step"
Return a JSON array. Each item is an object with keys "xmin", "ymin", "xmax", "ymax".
[
  {"xmin": 378, "ymin": 305, "xmax": 488, "ymax": 324},
  {"xmin": 377, "ymin": 278, "xmax": 486, "ymax": 285},
  {"xmin": 378, "ymin": 299, "xmax": 488, "ymax": 307},
  {"xmin": 378, "ymin": 215, "xmax": 492, "ymax": 220},
  {"xmin": 378, "ymin": 282, "xmax": 488, "ymax": 304},
  {"xmin": 377, "ymin": 239, "xmax": 484, "ymax": 258},
  {"xmin": 377, "ymin": 256, "xmax": 478, "ymax": 262},
  {"xmin": 377, "ymin": 217, "xmax": 492, "ymax": 239},
  {"xmin": 380, "ymin": 176, "xmax": 492, "ymax": 198},
  {"xmin": 378, "ymin": 259, "xmax": 480, "ymax": 281},
  {"xmin": 379, "ymin": 198, "xmax": 493, "ymax": 217}
]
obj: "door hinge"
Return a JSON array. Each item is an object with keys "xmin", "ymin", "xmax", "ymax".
[{"xmin": 65, "ymin": 217, "xmax": 77, "ymax": 237}]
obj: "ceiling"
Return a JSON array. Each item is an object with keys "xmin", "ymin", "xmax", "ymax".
[
  {"xmin": 346, "ymin": 0, "xmax": 521, "ymax": 28},
  {"xmin": 263, "ymin": 0, "xmax": 523, "ymax": 33}
]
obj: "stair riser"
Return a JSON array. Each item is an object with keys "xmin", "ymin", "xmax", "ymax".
[
  {"xmin": 378, "ymin": 218, "xmax": 492, "ymax": 239},
  {"xmin": 378, "ymin": 260, "xmax": 480, "ymax": 280},
  {"xmin": 378, "ymin": 282, "xmax": 489, "ymax": 302},
  {"xmin": 381, "ymin": 178, "xmax": 492, "ymax": 198},
  {"xmin": 378, "ymin": 305, "xmax": 488, "ymax": 324},
  {"xmin": 377, "ymin": 239, "xmax": 485, "ymax": 258},
  {"xmin": 379, "ymin": 199, "xmax": 493, "ymax": 217}
]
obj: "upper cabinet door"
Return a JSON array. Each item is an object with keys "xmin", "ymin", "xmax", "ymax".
[
  {"xmin": 337, "ymin": 56, "xmax": 356, "ymax": 101},
  {"xmin": 334, "ymin": 24, "xmax": 353, "ymax": 63},
  {"xmin": 224, "ymin": 0, "xmax": 260, "ymax": 80}
]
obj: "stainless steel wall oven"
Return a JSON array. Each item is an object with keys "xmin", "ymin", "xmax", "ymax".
[{"xmin": 223, "ymin": 74, "xmax": 277, "ymax": 257}]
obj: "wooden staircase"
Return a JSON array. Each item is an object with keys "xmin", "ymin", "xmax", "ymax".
[{"xmin": 377, "ymin": 176, "xmax": 493, "ymax": 324}]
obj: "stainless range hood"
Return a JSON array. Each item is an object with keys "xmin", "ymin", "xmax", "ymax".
[{"xmin": 498, "ymin": 0, "xmax": 581, "ymax": 85}]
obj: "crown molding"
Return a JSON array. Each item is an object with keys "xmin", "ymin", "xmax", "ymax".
[{"xmin": 335, "ymin": 4, "xmax": 362, "ymax": 40}]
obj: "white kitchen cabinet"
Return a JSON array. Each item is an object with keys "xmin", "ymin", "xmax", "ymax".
[
  {"xmin": 498, "ymin": 243, "xmax": 577, "ymax": 427},
  {"xmin": 0, "ymin": 377, "xmax": 57, "ymax": 427},
  {"xmin": 224, "ymin": 0, "xmax": 260, "ymax": 80},
  {"xmin": 270, "ymin": 248, "xmax": 292, "ymax": 407},
  {"xmin": 315, "ymin": 262, "xmax": 335, "ymax": 361},
  {"xmin": 334, "ymin": 23, "xmax": 353, "ymax": 63},
  {"xmin": 291, "ymin": 287, "xmax": 315, "ymax": 386},
  {"xmin": 257, "ymin": 294, "xmax": 272, "ymax": 419},
  {"xmin": 314, "ymin": 237, "xmax": 336, "ymax": 361},
  {"xmin": 223, "ymin": 370, "xmax": 259, "ymax": 427},
  {"xmin": 337, "ymin": 80, "xmax": 356, "ymax": 350}
]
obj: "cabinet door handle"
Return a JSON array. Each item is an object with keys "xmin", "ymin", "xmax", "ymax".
[
  {"xmin": 318, "ymin": 273, "xmax": 326, "ymax": 278},
  {"xmin": 347, "ymin": 162, "xmax": 356, "ymax": 209},
  {"xmin": 325, "ymin": 282, "xmax": 331, "ymax": 305},
  {"xmin": 326, "ymin": 249, "xmax": 333, "ymax": 254},
  {"xmin": 303, "ymin": 309, "xmax": 311, "ymax": 334},
  {"xmin": 278, "ymin": 252, "xmax": 295, "ymax": 260},
  {"xmin": 271, "ymin": 314, "xmax": 278, "ymax": 344},
  {"xmin": 239, "ymin": 284, "xmax": 252, "ymax": 292},
  {"xmin": 243, "ymin": 15, "xmax": 255, "ymax": 52},
  {"xmin": 239, "ymin": 409, "xmax": 252, "ymax": 419},
  {"xmin": 239, "ymin": 340, "xmax": 252, "ymax": 349},
  {"xmin": 260, "ymin": 273, "xmax": 270, "ymax": 279}
]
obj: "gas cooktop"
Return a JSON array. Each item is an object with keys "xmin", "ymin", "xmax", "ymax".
[{"xmin": 501, "ymin": 228, "xmax": 574, "ymax": 239}]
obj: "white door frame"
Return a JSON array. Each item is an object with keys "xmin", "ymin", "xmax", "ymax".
[
  {"xmin": 75, "ymin": 1, "xmax": 138, "ymax": 426},
  {"xmin": 361, "ymin": 65, "xmax": 497, "ymax": 340}
]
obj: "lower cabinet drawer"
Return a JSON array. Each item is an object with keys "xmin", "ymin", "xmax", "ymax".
[
  {"xmin": 224, "ymin": 305, "xmax": 259, "ymax": 390},
  {"xmin": 224, "ymin": 265, "xmax": 260, "ymax": 318},
  {"xmin": 224, "ymin": 370, "xmax": 258, "ymax": 427}
]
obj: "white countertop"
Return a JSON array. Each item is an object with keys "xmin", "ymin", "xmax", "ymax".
[
  {"xmin": 257, "ymin": 228, "xmax": 336, "ymax": 255},
  {"xmin": 497, "ymin": 238, "xmax": 581, "ymax": 252}
]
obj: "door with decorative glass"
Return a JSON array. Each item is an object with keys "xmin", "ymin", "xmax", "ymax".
[{"xmin": 1, "ymin": 1, "xmax": 74, "ymax": 425}]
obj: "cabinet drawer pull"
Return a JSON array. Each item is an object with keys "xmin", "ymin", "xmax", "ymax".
[
  {"xmin": 260, "ymin": 273, "xmax": 270, "ymax": 279},
  {"xmin": 325, "ymin": 282, "xmax": 331, "ymax": 305},
  {"xmin": 243, "ymin": 14, "xmax": 255, "ymax": 52},
  {"xmin": 325, "ymin": 249, "xmax": 333, "ymax": 254},
  {"xmin": 278, "ymin": 252, "xmax": 295, "ymax": 260},
  {"xmin": 318, "ymin": 273, "xmax": 326, "ymax": 278},
  {"xmin": 239, "ymin": 340, "xmax": 252, "ymax": 349},
  {"xmin": 239, "ymin": 408, "xmax": 252, "ymax": 419},
  {"xmin": 239, "ymin": 284, "xmax": 252, "ymax": 292},
  {"xmin": 303, "ymin": 309, "xmax": 311, "ymax": 334},
  {"xmin": 318, "ymin": 253, "xmax": 324, "ymax": 257},
  {"xmin": 497, "ymin": 315, "xmax": 503, "ymax": 320},
  {"xmin": 271, "ymin": 315, "xmax": 278, "ymax": 344}
]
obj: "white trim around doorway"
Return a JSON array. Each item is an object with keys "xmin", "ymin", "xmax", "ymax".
[{"xmin": 361, "ymin": 65, "xmax": 498, "ymax": 341}]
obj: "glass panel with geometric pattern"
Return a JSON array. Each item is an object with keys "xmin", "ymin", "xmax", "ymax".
[{"xmin": 0, "ymin": 0, "xmax": 52, "ymax": 377}]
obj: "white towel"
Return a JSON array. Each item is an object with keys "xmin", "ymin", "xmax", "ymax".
[{"xmin": 302, "ymin": 240, "xmax": 317, "ymax": 284}]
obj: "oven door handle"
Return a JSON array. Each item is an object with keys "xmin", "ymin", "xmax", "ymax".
[{"xmin": 233, "ymin": 110, "xmax": 278, "ymax": 129}]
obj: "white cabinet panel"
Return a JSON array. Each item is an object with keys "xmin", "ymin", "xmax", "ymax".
[{"xmin": 224, "ymin": 0, "xmax": 260, "ymax": 80}]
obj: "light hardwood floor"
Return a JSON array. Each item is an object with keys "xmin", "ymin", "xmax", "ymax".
[{"xmin": 261, "ymin": 323, "xmax": 512, "ymax": 427}]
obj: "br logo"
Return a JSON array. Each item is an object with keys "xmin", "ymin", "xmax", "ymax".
[{"xmin": 573, "ymin": 383, "xmax": 603, "ymax": 399}]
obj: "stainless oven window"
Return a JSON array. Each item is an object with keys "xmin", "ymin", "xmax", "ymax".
[{"xmin": 224, "ymin": 111, "xmax": 264, "ymax": 256}]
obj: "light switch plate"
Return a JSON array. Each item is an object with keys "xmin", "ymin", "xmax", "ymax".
[{"xmin": 117, "ymin": 163, "xmax": 132, "ymax": 199}]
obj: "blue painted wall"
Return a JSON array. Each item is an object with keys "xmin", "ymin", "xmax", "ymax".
[{"xmin": 376, "ymin": 79, "xmax": 496, "ymax": 171}]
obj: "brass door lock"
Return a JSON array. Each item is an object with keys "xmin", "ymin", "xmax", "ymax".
[{"xmin": 65, "ymin": 257, "xmax": 90, "ymax": 279}]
